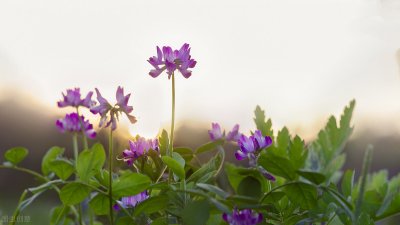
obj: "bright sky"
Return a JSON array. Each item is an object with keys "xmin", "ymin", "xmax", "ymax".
[{"xmin": 0, "ymin": 0, "xmax": 400, "ymax": 139}]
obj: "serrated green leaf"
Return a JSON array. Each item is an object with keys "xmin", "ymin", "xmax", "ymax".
[
  {"xmin": 5, "ymin": 147, "xmax": 28, "ymax": 165},
  {"xmin": 162, "ymin": 156, "xmax": 185, "ymax": 179},
  {"xmin": 289, "ymin": 135, "xmax": 307, "ymax": 170},
  {"xmin": 182, "ymin": 200, "xmax": 210, "ymax": 225},
  {"xmin": 112, "ymin": 172, "xmax": 151, "ymax": 198},
  {"xmin": 254, "ymin": 105, "xmax": 273, "ymax": 137},
  {"xmin": 89, "ymin": 193, "xmax": 109, "ymax": 215},
  {"xmin": 50, "ymin": 159, "xmax": 74, "ymax": 180},
  {"xmin": 283, "ymin": 182, "xmax": 317, "ymax": 209},
  {"xmin": 59, "ymin": 182, "xmax": 91, "ymax": 205},
  {"xmin": 258, "ymin": 151, "xmax": 296, "ymax": 180},
  {"xmin": 297, "ymin": 170, "xmax": 326, "ymax": 185},
  {"xmin": 42, "ymin": 146, "xmax": 65, "ymax": 176},
  {"xmin": 77, "ymin": 143, "xmax": 106, "ymax": 182}
]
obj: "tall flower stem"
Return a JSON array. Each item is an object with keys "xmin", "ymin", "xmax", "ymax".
[
  {"xmin": 169, "ymin": 73, "xmax": 176, "ymax": 157},
  {"xmin": 108, "ymin": 129, "xmax": 114, "ymax": 225},
  {"xmin": 168, "ymin": 73, "xmax": 176, "ymax": 183},
  {"xmin": 76, "ymin": 107, "xmax": 89, "ymax": 150},
  {"xmin": 72, "ymin": 134, "xmax": 83, "ymax": 225}
]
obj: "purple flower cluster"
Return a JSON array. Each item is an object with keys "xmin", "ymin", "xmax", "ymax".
[
  {"xmin": 90, "ymin": 86, "xmax": 137, "ymax": 131},
  {"xmin": 57, "ymin": 88, "xmax": 95, "ymax": 108},
  {"xmin": 235, "ymin": 130, "xmax": 272, "ymax": 160},
  {"xmin": 223, "ymin": 208, "xmax": 263, "ymax": 225},
  {"xmin": 208, "ymin": 123, "xmax": 240, "ymax": 142},
  {"xmin": 56, "ymin": 113, "xmax": 96, "ymax": 139},
  {"xmin": 113, "ymin": 191, "xmax": 149, "ymax": 210},
  {"xmin": 148, "ymin": 43, "xmax": 197, "ymax": 79},
  {"xmin": 122, "ymin": 137, "xmax": 159, "ymax": 166}
]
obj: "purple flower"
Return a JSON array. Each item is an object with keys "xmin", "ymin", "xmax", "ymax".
[
  {"xmin": 226, "ymin": 124, "xmax": 240, "ymax": 142},
  {"xmin": 56, "ymin": 113, "xmax": 96, "ymax": 139},
  {"xmin": 222, "ymin": 208, "xmax": 263, "ymax": 225},
  {"xmin": 57, "ymin": 88, "xmax": 95, "ymax": 108},
  {"xmin": 90, "ymin": 86, "xmax": 137, "ymax": 131},
  {"xmin": 208, "ymin": 123, "xmax": 223, "ymax": 141},
  {"xmin": 252, "ymin": 130, "xmax": 272, "ymax": 149},
  {"xmin": 148, "ymin": 43, "xmax": 197, "ymax": 79},
  {"xmin": 113, "ymin": 191, "xmax": 149, "ymax": 210},
  {"xmin": 122, "ymin": 137, "xmax": 159, "ymax": 166}
]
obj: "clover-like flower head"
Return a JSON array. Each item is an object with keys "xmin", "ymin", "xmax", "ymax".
[
  {"xmin": 223, "ymin": 208, "xmax": 263, "ymax": 225},
  {"xmin": 57, "ymin": 88, "xmax": 95, "ymax": 108},
  {"xmin": 148, "ymin": 43, "xmax": 197, "ymax": 79},
  {"xmin": 56, "ymin": 112, "xmax": 96, "ymax": 139}
]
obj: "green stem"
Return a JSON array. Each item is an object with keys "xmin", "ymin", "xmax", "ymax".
[
  {"xmin": 168, "ymin": 73, "xmax": 176, "ymax": 183},
  {"xmin": 354, "ymin": 145, "xmax": 373, "ymax": 224},
  {"xmin": 73, "ymin": 134, "xmax": 79, "ymax": 169},
  {"xmin": 108, "ymin": 129, "xmax": 114, "ymax": 225},
  {"xmin": 9, "ymin": 190, "xmax": 28, "ymax": 225},
  {"xmin": 76, "ymin": 107, "xmax": 89, "ymax": 150}
]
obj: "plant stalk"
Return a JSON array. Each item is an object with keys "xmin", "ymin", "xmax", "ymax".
[{"xmin": 108, "ymin": 129, "xmax": 114, "ymax": 225}]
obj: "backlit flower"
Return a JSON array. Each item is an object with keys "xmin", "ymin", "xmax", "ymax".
[
  {"xmin": 252, "ymin": 130, "xmax": 272, "ymax": 149},
  {"xmin": 208, "ymin": 123, "xmax": 223, "ymax": 141},
  {"xmin": 57, "ymin": 88, "xmax": 95, "ymax": 108},
  {"xmin": 148, "ymin": 43, "xmax": 197, "ymax": 79},
  {"xmin": 235, "ymin": 131, "xmax": 272, "ymax": 161},
  {"xmin": 222, "ymin": 208, "xmax": 263, "ymax": 225},
  {"xmin": 90, "ymin": 86, "xmax": 137, "ymax": 131},
  {"xmin": 56, "ymin": 113, "xmax": 96, "ymax": 139},
  {"xmin": 122, "ymin": 137, "xmax": 159, "ymax": 166}
]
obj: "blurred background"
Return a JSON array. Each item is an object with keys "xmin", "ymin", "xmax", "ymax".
[{"xmin": 0, "ymin": 0, "xmax": 400, "ymax": 224}]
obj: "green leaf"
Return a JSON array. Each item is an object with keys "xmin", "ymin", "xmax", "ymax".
[
  {"xmin": 89, "ymin": 193, "xmax": 109, "ymax": 215},
  {"xmin": 134, "ymin": 195, "xmax": 169, "ymax": 216},
  {"xmin": 225, "ymin": 163, "xmax": 270, "ymax": 193},
  {"xmin": 273, "ymin": 127, "xmax": 290, "ymax": 157},
  {"xmin": 297, "ymin": 170, "xmax": 326, "ymax": 185},
  {"xmin": 159, "ymin": 129, "xmax": 169, "ymax": 156},
  {"xmin": 289, "ymin": 135, "xmax": 308, "ymax": 170},
  {"xmin": 195, "ymin": 140, "xmax": 224, "ymax": 154},
  {"xmin": 162, "ymin": 156, "xmax": 185, "ymax": 179},
  {"xmin": 112, "ymin": 172, "xmax": 151, "ymax": 198},
  {"xmin": 116, "ymin": 217, "xmax": 135, "ymax": 225},
  {"xmin": 341, "ymin": 170, "xmax": 355, "ymax": 198},
  {"xmin": 182, "ymin": 200, "xmax": 210, "ymax": 225},
  {"xmin": 50, "ymin": 205, "xmax": 69, "ymax": 225},
  {"xmin": 187, "ymin": 150, "xmax": 222, "ymax": 183},
  {"xmin": 174, "ymin": 147, "xmax": 194, "ymax": 162},
  {"xmin": 42, "ymin": 146, "xmax": 65, "ymax": 176},
  {"xmin": 4, "ymin": 147, "xmax": 28, "ymax": 165},
  {"xmin": 150, "ymin": 218, "xmax": 167, "ymax": 225},
  {"xmin": 258, "ymin": 151, "xmax": 296, "ymax": 180},
  {"xmin": 254, "ymin": 105, "xmax": 273, "ymax": 137},
  {"xmin": 262, "ymin": 191, "xmax": 285, "ymax": 204},
  {"xmin": 196, "ymin": 183, "xmax": 229, "ymax": 199},
  {"xmin": 59, "ymin": 182, "xmax": 91, "ymax": 205},
  {"xmin": 237, "ymin": 176, "xmax": 262, "ymax": 198},
  {"xmin": 77, "ymin": 143, "xmax": 106, "ymax": 182},
  {"xmin": 283, "ymin": 182, "xmax": 317, "ymax": 209},
  {"xmin": 49, "ymin": 159, "xmax": 74, "ymax": 180}
]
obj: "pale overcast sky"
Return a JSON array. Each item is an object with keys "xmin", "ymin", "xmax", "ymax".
[{"xmin": 0, "ymin": 0, "xmax": 400, "ymax": 138}]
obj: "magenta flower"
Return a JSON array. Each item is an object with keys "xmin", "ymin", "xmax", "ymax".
[
  {"xmin": 226, "ymin": 124, "xmax": 240, "ymax": 142},
  {"xmin": 56, "ymin": 113, "xmax": 96, "ymax": 139},
  {"xmin": 122, "ymin": 137, "xmax": 159, "ymax": 166},
  {"xmin": 208, "ymin": 123, "xmax": 241, "ymax": 142},
  {"xmin": 90, "ymin": 86, "xmax": 137, "ymax": 131},
  {"xmin": 222, "ymin": 208, "xmax": 263, "ymax": 225},
  {"xmin": 208, "ymin": 123, "xmax": 223, "ymax": 141},
  {"xmin": 148, "ymin": 43, "xmax": 197, "ymax": 79},
  {"xmin": 252, "ymin": 130, "xmax": 272, "ymax": 149},
  {"xmin": 113, "ymin": 191, "xmax": 149, "ymax": 210},
  {"xmin": 57, "ymin": 88, "xmax": 95, "ymax": 108}
]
